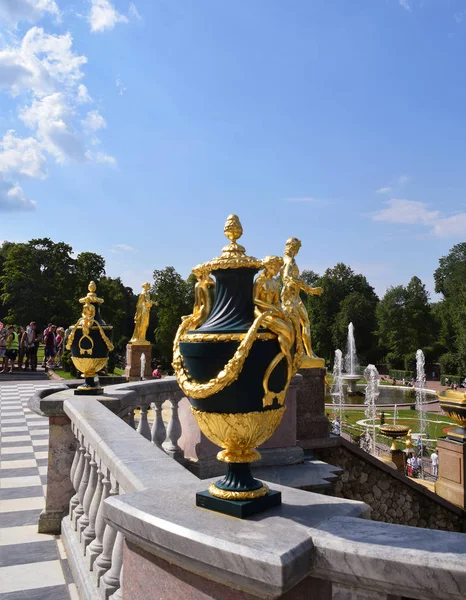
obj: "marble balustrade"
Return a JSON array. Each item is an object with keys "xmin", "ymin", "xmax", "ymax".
[{"xmin": 58, "ymin": 389, "xmax": 466, "ymax": 600}]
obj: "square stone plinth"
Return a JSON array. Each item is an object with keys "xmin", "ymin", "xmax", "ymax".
[
  {"xmin": 125, "ymin": 343, "xmax": 152, "ymax": 381},
  {"xmin": 436, "ymin": 438, "xmax": 466, "ymax": 509}
]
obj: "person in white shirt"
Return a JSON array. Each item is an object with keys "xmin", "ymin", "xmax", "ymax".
[{"xmin": 431, "ymin": 450, "xmax": 439, "ymax": 478}]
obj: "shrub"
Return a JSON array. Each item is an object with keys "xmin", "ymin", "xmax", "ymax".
[
  {"xmin": 440, "ymin": 374, "xmax": 464, "ymax": 386},
  {"xmin": 439, "ymin": 352, "xmax": 461, "ymax": 376},
  {"xmin": 61, "ymin": 350, "xmax": 78, "ymax": 377},
  {"xmin": 388, "ymin": 369, "xmax": 414, "ymax": 380}
]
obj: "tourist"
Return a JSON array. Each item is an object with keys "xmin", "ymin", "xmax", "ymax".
[
  {"xmin": 402, "ymin": 377, "xmax": 406, "ymax": 386},
  {"xmin": 23, "ymin": 322, "xmax": 37, "ymax": 371},
  {"xmin": 332, "ymin": 417, "xmax": 341, "ymax": 435},
  {"xmin": 152, "ymin": 364, "xmax": 163, "ymax": 379},
  {"xmin": 55, "ymin": 327, "xmax": 65, "ymax": 368},
  {"xmin": 44, "ymin": 324, "xmax": 56, "ymax": 369},
  {"xmin": 444, "ymin": 377, "xmax": 449, "ymax": 387},
  {"xmin": 0, "ymin": 327, "xmax": 6, "ymax": 370},
  {"xmin": 2, "ymin": 325, "xmax": 18, "ymax": 373},
  {"xmin": 17, "ymin": 326, "xmax": 26, "ymax": 370},
  {"xmin": 431, "ymin": 449, "xmax": 438, "ymax": 478}
]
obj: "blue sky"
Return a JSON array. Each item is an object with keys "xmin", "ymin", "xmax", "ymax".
[{"xmin": 0, "ymin": 0, "xmax": 465, "ymax": 299}]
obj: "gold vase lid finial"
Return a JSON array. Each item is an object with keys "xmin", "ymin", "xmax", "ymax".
[
  {"xmin": 79, "ymin": 280, "xmax": 104, "ymax": 305},
  {"xmin": 193, "ymin": 214, "xmax": 263, "ymax": 272}
]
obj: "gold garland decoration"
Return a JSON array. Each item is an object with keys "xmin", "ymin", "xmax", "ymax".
[{"xmin": 173, "ymin": 311, "xmax": 271, "ymax": 399}]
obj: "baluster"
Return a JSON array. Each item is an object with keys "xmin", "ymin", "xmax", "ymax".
[
  {"xmin": 82, "ymin": 454, "xmax": 103, "ymax": 549},
  {"xmin": 101, "ymin": 532, "xmax": 124, "ymax": 599},
  {"xmin": 109, "ymin": 581, "xmax": 123, "ymax": 600},
  {"xmin": 69, "ymin": 434, "xmax": 85, "ymax": 521},
  {"xmin": 78, "ymin": 449, "xmax": 98, "ymax": 540},
  {"xmin": 94, "ymin": 480, "xmax": 119, "ymax": 584},
  {"xmin": 73, "ymin": 442, "xmax": 91, "ymax": 530},
  {"xmin": 87, "ymin": 467, "xmax": 111, "ymax": 570},
  {"xmin": 162, "ymin": 393, "xmax": 184, "ymax": 461},
  {"xmin": 151, "ymin": 399, "xmax": 166, "ymax": 447},
  {"xmin": 127, "ymin": 408, "xmax": 135, "ymax": 429},
  {"xmin": 137, "ymin": 404, "xmax": 151, "ymax": 440}
]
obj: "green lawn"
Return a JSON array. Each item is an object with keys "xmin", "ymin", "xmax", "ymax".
[
  {"xmin": 53, "ymin": 366, "xmax": 125, "ymax": 380},
  {"xmin": 334, "ymin": 408, "xmax": 454, "ymax": 449}
]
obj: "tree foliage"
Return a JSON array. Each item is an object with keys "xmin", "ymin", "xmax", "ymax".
[
  {"xmin": 433, "ymin": 243, "xmax": 466, "ymax": 374},
  {"xmin": 307, "ymin": 263, "xmax": 379, "ymax": 365},
  {"xmin": 0, "ymin": 239, "xmax": 137, "ymax": 348},
  {"xmin": 376, "ymin": 276, "xmax": 436, "ymax": 369},
  {"xmin": 151, "ymin": 266, "xmax": 195, "ymax": 366}
]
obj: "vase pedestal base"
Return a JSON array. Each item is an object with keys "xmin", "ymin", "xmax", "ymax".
[{"xmin": 196, "ymin": 489, "xmax": 281, "ymax": 519}]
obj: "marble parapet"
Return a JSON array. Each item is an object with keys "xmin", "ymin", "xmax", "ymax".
[{"xmin": 311, "ymin": 516, "xmax": 466, "ymax": 600}]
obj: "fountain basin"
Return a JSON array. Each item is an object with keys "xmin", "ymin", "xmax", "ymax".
[{"xmin": 341, "ymin": 374, "xmax": 362, "ymax": 394}]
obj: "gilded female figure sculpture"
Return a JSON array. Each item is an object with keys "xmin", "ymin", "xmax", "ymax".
[
  {"xmin": 281, "ymin": 237, "xmax": 324, "ymax": 368},
  {"xmin": 129, "ymin": 282, "xmax": 155, "ymax": 345},
  {"xmin": 192, "ymin": 266, "xmax": 215, "ymax": 328},
  {"xmin": 254, "ymin": 255, "xmax": 294, "ymax": 406}
]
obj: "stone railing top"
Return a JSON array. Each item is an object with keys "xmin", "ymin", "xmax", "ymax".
[
  {"xmin": 64, "ymin": 396, "xmax": 193, "ymax": 493},
  {"xmin": 312, "ymin": 516, "xmax": 466, "ymax": 600}
]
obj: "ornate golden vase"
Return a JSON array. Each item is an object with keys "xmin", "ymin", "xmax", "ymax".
[
  {"xmin": 173, "ymin": 216, "xmax": 299, "ymax": 518},
  {"xmin": 66, "ymin": 281, "xmax": 114, "ymax": 395},
  {"xmin": 438, "ymin": 389, "xmax": 466, "ymax": 443}
]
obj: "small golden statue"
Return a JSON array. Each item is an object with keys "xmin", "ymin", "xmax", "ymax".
[
  {"xmin": 192, "ymin": 266, "xmax": 215, "ymax": 328},
  {"xmin": 281, "ymin": 237, "xmax": 324, "ymax": 368},
  {"xmin": 254, "ymin": 256, "xmax": 294, "ymax": 406},
  {"xmin": 129, "ymin": 283, "xmax": 156, "ymax": 345}
]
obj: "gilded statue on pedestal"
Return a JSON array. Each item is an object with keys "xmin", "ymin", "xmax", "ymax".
[
  {"xmin": 192, "ymin": 266, "xmax": 215, "ymax": 328},
  {"xmin": 254, "ymin": 255, "xmax": 294, "ymax": 406},
  {"xmin": 281, "ymin": 237, "xmax": 324, "ymax": 368},
  {"xmin": 129, "ymin": 283, "xmax": 156, "ymax": 345}
]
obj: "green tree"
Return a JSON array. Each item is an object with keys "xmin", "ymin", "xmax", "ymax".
[
  {"xmin": 307, "ymin": 263, "xmax": 379, "ymax": 364},
  {"xmin": 152, "ymin": 266, "xmax": 195, "ymax": 366},
  {"xmin": 76, "ymin": 252, "xmax": 106, "ymax": 296},
  {"xmin": 0, "ymin": 238, "xmax": 76, "ymax": 326},
  {"xmin": 434, "ymin": 243, "xmax": 466, "ymax": 373},
  {"xmin": 376, "ymin": 276, "xmax": 435, "ymax": 369},
  {"xmin": 97, "ymin": 277, "xmax": 137, "ymax": 347}
]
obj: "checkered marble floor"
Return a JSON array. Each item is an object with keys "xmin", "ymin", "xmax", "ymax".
[{"xmin": 0, "ymin": 382, "xmax": 78, "ymax": 599}]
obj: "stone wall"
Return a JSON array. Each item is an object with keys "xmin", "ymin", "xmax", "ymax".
[{"xmin": 313, "ymin": 439, "xmax": 465, "ymax": 533}]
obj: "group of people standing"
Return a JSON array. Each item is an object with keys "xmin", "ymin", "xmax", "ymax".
[{"xmin": 0, "ymin": 321, "xmax": 65, "ymax": 373}]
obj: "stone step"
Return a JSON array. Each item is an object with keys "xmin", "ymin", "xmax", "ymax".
[{"xmin": 252, "ymin": 458, "xmax": 342, "ymax": 493}]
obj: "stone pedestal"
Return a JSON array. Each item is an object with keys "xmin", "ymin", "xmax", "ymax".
[
  {"xmin": 296, "ymin": 367, "xmax": 330, "ymax": 448},
  {"xmin": 125, "ymin": 343, "xmax": 152, "ymax": 381},
  {"xmin": 436, "ymin": 438, "xmax": 466, "ymax": 509},
  {"xmin": 390, "ymin": 449, "xmax": 406, "ymax": 473},
  {"xmin": 38, "ymin": 414, "xmax": 77, "ymax": 534},
  {"xmin": 177, "ymin": 375, "xmax": 303, "ymax": 479}
]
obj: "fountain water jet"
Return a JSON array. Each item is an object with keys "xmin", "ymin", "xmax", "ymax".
[
  {"xmin": 140, "ymin": 353, "xmax": 146, "ymax": 381},
  {"xmin": 342, "ymin": 322, "xmax": 362, "ymax": 393},
  {"xmin": 331, "ymin": 349, "xmax": 345, "ymax": 434},
  {"xmin": 415, "ymin": 349, "xmax": 426, "ymax": 479},
  {"xmin": 363, "ymin": 364, "xmax": 379, "ymax": 455}
]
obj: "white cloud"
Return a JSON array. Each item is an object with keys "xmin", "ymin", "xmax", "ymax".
[
  {"xmin": 112, "ymin": 244, "xmax": 136, "ymax": 253},
  {"xmin": 370, "ymin": 198, "xmax": 466, "ymax": 238},
  {"xmin": 81, "ymin": 109, "xmax": 107, "ymax": 132},
  {"xmin": 77, "ymin": 83, "xmax": 91, "ymax": 103},
  {"xmin": 86, "ymin": 150, "xmax": 116, "ymax": 165},
  {"xmin": 371, "ymin": 199, "xmax": 439, "ymax": 225},
  {"xmin": 376, "ymin": 187, "xmax": 392, "ymax": 194},
  {"xmin": 432, "ymin": 213, "xmax": 466, "ymax": 238},
  {"xmin": 0, "ymin": 26, "xmax": 116, "ymax": 208},
  {"xmin": 89, "ymin": 0, "xmax": 128, "ymax": 32},
  {"xmin": 397, "ymin": 174, "xmax": 410, "ymax": 185},
  {"xmin": 20, "ymin": 92, "xmax": 86, "ymax": 162},
  {"xmin": 0, "ymin": 130, "xmax": 46, "ymax": 178},
  {"xmin": 0, "ymin": 179, "xmax": 35, "ymax": 211},
  {"xmin": 0, "ymin": 27, "xmax": 87, "ymax": 98},
  {"xmin": 128, "ymin": 2, "xmax": 141, "ymax": 21},
  {"xmin": 399, "ymin": 0, "xmax": 411, "ymax": 11},
  {"xmin": 0, "ymin": 0, "xmax": 61, "ymax": 27},
  {"xmin": 116, "ymin": 77, "xmax": 126, "ymax": 95}
]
